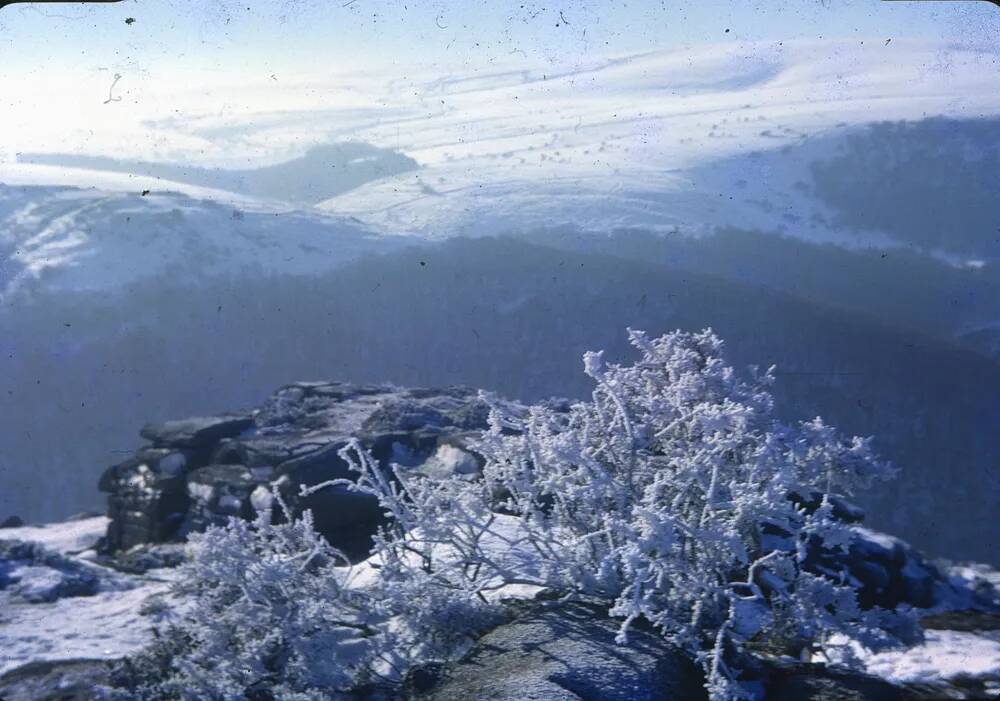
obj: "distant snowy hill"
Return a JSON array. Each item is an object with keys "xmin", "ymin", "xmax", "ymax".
[
  {"xmin": 4, "ymin": 39, "xmax": 998, "ymax": 251},
  {"xmin": 17, "ymin": 142, "xmax": 418, "ymax": 206},
  {"xmin": 310, "ymin": 40, "xmax": 1000, "ymax": 247},
  {"xmin": 0, "ymin": 177, "xmax": 404, "ymax": 297}
]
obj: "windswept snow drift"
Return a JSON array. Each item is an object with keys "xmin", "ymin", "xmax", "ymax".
[{"xmin": 0, "ymin": 517, "xmax": 108, "ymax": 557}]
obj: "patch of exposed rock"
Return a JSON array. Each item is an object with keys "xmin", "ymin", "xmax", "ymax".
[
  {"xmin": 0, "ymin": 539, "xmax": 108, "ymax": 604},
  {"xmin": 0, "ymin": 659, "xmax": 113, "ymax": 701},
  {"xmin": 413, "ymin": 600, "xmax": 707, "ymax": 701}
]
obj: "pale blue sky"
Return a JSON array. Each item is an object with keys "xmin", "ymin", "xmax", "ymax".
[{"xmin": 2, "ymin": 0, "xmax": 998, "ymax": 76}]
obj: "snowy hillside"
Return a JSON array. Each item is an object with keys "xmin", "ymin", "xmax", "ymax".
[
  {"xmin": 314, "ymin": 40, "xmax": 1000, "ymax": 243},
  {"xmin": 3, "ymin": 39, "xmax": 998, "ymax": 259},
  {"xmin": 16, "ymin": 142, "xmax": 418, "ymax": 207},
  {"xmin": 0, "ymin": 177, "xmax": 404, "ymax": 296}
]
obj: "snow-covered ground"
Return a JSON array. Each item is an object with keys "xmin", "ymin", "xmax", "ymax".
[
  {"xmin": 0, "ymin": 576, "xmax": 174, "ymax": 677},
  {"xmin": 0, "ymin": 516, "xmax": 108, "ymax": 556},
  {"xmin": 864, "ymin": 629, "xmax": 1000, "ymax": 686},
  {"xmin": 0, "ymin": 513, "xmax": 540, "ymax": 680},
  {"xmin": 0, "ymin": 517, "xmax": 179, "ymax": 677},
  {"xmin": 4, "ymin": 513, "xmax": 1000, "ymax": 691},
  {"xmin": 819, "ymin": 628, "xmax": 1000, "ymax": 689}
]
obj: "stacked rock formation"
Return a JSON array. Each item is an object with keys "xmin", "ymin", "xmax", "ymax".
[{"xmin": 98, "ymin": 381, "xmax": 495, "ymax": 560}]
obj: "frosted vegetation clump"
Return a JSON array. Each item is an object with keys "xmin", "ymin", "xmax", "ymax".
[{"xmin": 120, "ymin": 329, "xmax": 916, "ymax": 701}]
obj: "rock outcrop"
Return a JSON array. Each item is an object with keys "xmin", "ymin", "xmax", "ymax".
[
  {"xmin": 0, "ymin": 659, "xmax": 114, "ymax": 701},
  {"xmin": 414, "ymin": 600, "xmax": 707, "ymax": 701},
  {"xmin": 10, "ymin": 377, "xmax": 995, "ymax": 700},
  {"xmin": 96, "ymin": 380, "xmax": 998, "ymax": 616},
  {"xmin": 415, "ymin": 600, "xmax": 996, "ymax": 701},
  {"xmin": 98, "ymin": 381, "xmax": 498, "ymax": 560}
]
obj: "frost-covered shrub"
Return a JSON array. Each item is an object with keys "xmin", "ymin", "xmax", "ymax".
[
  {"xmin": 110, "ymin": 504, "xmax": 380, "ymax": 700},
  {"xmin": 332, "ymin": 328, "xmax": 917, "ymax": 699},
  {"xmin": 120, "ymin": 328, "xmax": 917, "ymax": 701},
  {"xmin": 112, "ymin": 488, "xmax": 498, "ymax": 700}
]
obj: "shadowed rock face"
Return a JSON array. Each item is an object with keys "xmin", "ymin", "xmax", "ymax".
[
  {"xmin": 761, "ymin": 662, "xmax": 913, "ymax": 701},
  {"xmin": 415, "ymin": 601, "xmax": 973, "ymax": 701},
  {"xmin": 97, "ymin": 381, "xmax": 498, "ymax": 559},
  {"xmin": 0, "ymin": 659, "xmax": 113, "ymax": 701},
  {"xmin": 138, "ymin": 415, "xmax": 255, "ymax": 450},
  {"xmin": 416, "ymin": 601, "xmax": 1000, "ymax": 701},
  {"xmin": 416, "ymin": 601, "xmax": 708, "ymax": 701}
]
